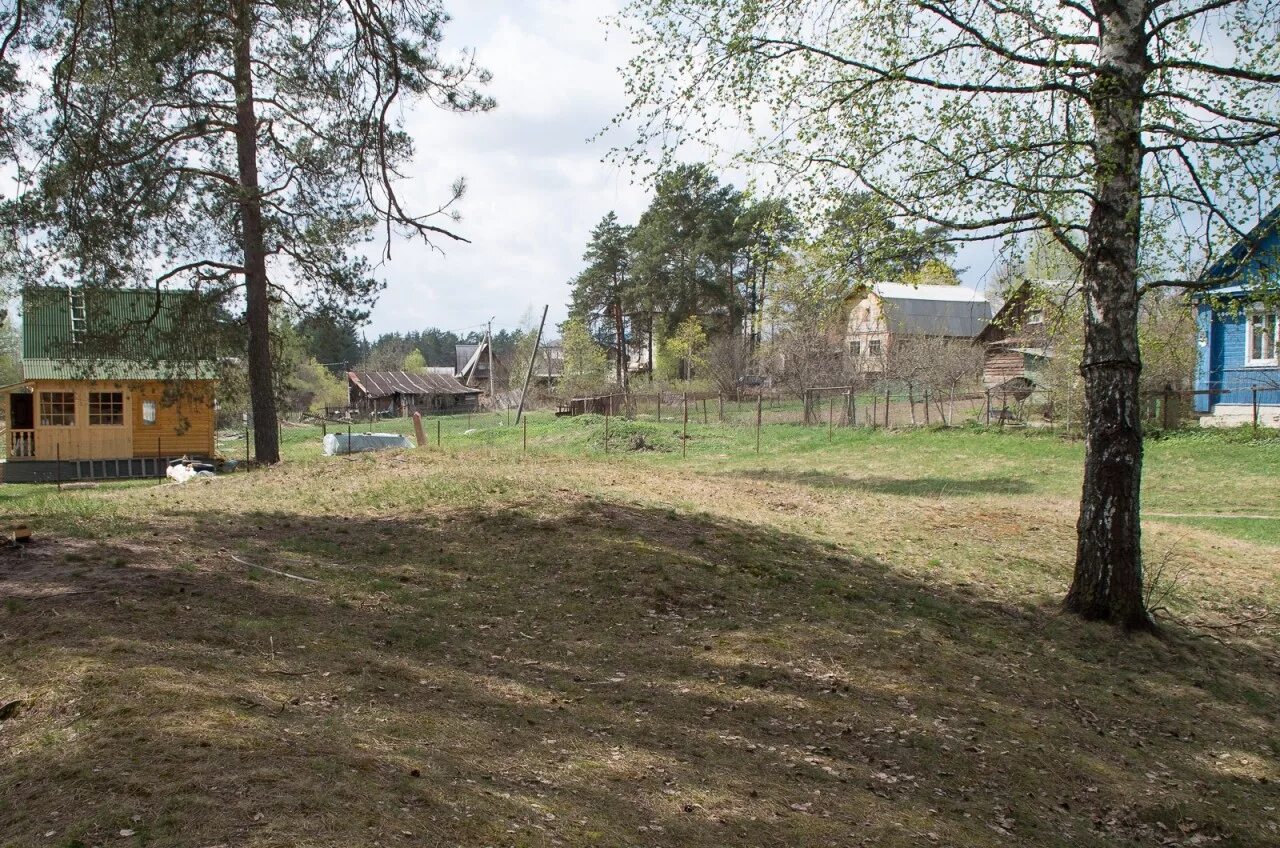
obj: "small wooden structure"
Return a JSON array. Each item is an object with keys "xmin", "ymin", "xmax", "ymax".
[
  {"xmin": 2, "ymin": 286, "xmax": 220, "ymax": 483},
  {"xmin": 347, "ymin": 370, "xmax": 481, "ymax": 416},
  {"xmin": 559, "ymin": 394, "xmax": 627, "ymax": 417},
  {"xmin": 976, "ymin": 280, "xmax": 1060, "ymax": 389}
]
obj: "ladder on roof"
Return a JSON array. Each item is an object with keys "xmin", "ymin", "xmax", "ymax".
[{"xmin": 68, "ymin": 286, "xmax": 88, "ymax": 344}]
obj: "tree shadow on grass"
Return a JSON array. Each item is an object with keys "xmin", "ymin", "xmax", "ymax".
[
  {"xmin": 0, "ymin": 496, "xmax": 1276, "ymax": 847},
  {"xmin": 723, "ymin": 468, "xmax": 1037, "ymax": 497}
]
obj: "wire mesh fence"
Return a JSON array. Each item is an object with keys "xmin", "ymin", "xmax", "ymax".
[{"xmin": 221, "ymin": 380, "xmax": 1274, "ymax": 469}]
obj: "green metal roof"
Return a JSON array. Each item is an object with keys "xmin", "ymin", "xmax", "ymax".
[
  {"xmin": 21, "ymin": 286, "xmax": 224, "ymax": 376},
  {"xmin": 21, "ymin": 358, "xmax": 218, "ymax": 381}
]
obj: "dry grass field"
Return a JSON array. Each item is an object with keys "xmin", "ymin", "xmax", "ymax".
[{"xmin": 2, "ymin": 417, "xmax": 1278, "ymax": 847}]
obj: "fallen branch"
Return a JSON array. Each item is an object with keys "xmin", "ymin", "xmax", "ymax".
[
  {"xmin": 1, "ymin": 590, "xmax": 96, "ymax": 602},
  {"xmin": 1189, "ymin": 611, "xmax": 1275, "ymax": 631},
  {"xmin": 228, "ymin": 554, "xmax": 320, "ymax": 584}
]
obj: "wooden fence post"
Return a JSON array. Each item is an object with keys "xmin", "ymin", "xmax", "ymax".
[
  {"xmin": 682, "ymin": 392, "xmax": 688, "ymax": 458},
  {"xmin": 747, "ymin": 394, "xmax": 757, "ymax": 456},
  {"xmin": 436, "ymin": 419, "xmax": 441, "ymax": 448},
  {"xmin": 702, "ymin": 397, "xmax": 708, "ymax": 425},
  {"xmin": 718, "ymin": 394, "xmax": 724, "ymax": 423},
  {"xmin": 884, "ymin": 386, "xmax": 891, "ymax": 428},
  {"xmin": 985, "ymin": 390, "xmax": 992, "ymax": 426},
  {"xmin": 412, "ymin": 411, "xmax": 426, "ymax": 447}
]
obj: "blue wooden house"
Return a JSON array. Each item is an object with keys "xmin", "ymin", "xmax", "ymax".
[{"xmin": 1194, "ymin": 207, "xmax": 1280, "ymax": 427}]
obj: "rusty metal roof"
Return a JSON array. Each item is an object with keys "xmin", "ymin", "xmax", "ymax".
[{"xmin": 348, "ymin": 370, "xmax": 481, "ymax": 399}]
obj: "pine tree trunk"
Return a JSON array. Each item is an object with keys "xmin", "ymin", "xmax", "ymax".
[
  {"xmin": 232, "ymin": 0, "xmax": 280, "ymax": 464},
  {"xmin": 613, "ymin": 298, "xmax": 628, "ymax": 393},
  {"xmin": 1065, "ymin": 0, "xmax": 1152, "ymax": 631}
]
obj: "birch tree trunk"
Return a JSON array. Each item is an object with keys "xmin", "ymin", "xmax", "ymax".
[
  {"xmin": 232, "ymin": 0, "xmax": 281, "ymax": 464},
  {"xmin": 1065, "ymin": 0, "xmax": 1151, "ymax": 630}
]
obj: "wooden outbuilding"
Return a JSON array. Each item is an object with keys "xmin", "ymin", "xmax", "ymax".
[
  {"xmin": 347, "ymin": 370, "xmax": 481, "ymax": 416},
  {"xmin": 2, "ymin": 286, "xmax": 221, "ymax": 483},
  {"xmin": 976, "ymin": 280, "xmax": 1065, "ymax": 390}
]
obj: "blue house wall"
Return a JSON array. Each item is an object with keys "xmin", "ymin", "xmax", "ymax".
[{"xmin": 1193, "ymin": 209, "xmax": 1280, "ymax": 413}]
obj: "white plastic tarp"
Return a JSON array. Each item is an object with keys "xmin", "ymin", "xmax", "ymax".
[{"xmin": 322, "ymin": 432, "xmax": 414, "ymax": 456}]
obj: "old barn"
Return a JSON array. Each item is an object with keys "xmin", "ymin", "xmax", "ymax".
[{"xmin": 347, "ymin": 370, "xmax": 481, "ymax": 416}]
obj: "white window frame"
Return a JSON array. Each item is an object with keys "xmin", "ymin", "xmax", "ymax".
[{"xmin": 1244, "ymin": 308, "xmax": 1278, "ymax": 367}]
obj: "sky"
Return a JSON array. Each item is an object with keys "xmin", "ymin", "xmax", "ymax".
[
  {"xmin": 363, "ymin": 0, "xmax": 1001, "ymax": 340},
  {"xmin": 365, "ymin": 0, "xmax": 649, "ymax": 339}
]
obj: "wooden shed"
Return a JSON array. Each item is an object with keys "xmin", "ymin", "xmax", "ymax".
[
  {"xmin": 347, "ymin": 370, "xmax": 481, "ymax": 416},
  {"xmin": 976, "ymin": 280, "xmax": 1063, "ymax": 389},
  {"xmin": 2, "ymin": 286, "xmax": 221, "ymax": 483}
]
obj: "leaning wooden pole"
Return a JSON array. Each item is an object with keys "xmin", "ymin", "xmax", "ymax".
[{"xmin": 516, "ymin": 305, "xmax": 549, "ymax": 425}]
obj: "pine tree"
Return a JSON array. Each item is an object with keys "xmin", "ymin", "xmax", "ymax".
[{"xmin": 23, "ymin": 0, "xmax": 493, "ymax": 463}]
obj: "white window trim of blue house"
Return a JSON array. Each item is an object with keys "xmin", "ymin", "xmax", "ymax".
[{"xmin": 1244, "ymin": 306, "xmax": 1278, "ymax": 367}]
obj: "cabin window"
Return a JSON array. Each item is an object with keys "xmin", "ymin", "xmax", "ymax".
[
  {"xmin": 1246, "ymin": 310, "xmax": 1277, "ymax": 366},
  {"xmin": 39, "ymin": 391, "xmax": 75, "ymax": 426},
  {"xmin": 849, "ymin": 340, "xmax": 861, "ymax": 356},
  {"xmin": 89, "ymin": 392, "xmax": 125, "ymax": 425},
  {"xmin": 868, "ymin": 339, "xmax": 883, "ymax": 357},
  {"xmin": 1026, "ymin": 309, "xmax": 1045, "ymax": 326},
  {"xmin": 142, "ymin": 400, "xmax": 158, "ymax": 425}
]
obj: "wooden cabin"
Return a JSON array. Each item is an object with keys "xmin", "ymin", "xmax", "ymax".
[{"xmin": 2, "ymin": 287, "xmax": 220, "ymax": 483}]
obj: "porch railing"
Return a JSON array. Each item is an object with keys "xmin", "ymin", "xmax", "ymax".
[{"xmin": 8, "ymin": 429, "xmax": 35, "ymax": 459}]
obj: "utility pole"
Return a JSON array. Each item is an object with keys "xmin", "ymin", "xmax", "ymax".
[
  {"xmin": 516, "ymin": 305, "xmax": 549, "ymax": 425},
  {"xmin": 487, "ymin": 317, "xmax": 495, "ymax": 406}
]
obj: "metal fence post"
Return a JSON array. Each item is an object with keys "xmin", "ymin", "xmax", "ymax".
[
  {"xmin": 604, "ymin": 402, "xmax": 610, "ymax": 454},
  {"xmin": 1253, "ymin": 385, "xmax": 1260, "ymax": 432},
  {"xmin": 523, "ymin": 417, "xmax": 528, "ymax": 454},
  {"xmin": 884, "ymin": 386, "xmax": 891, "ymax": 428},
  {"xmin": 985, "ymin": 390, "xmax": 991, "ymax": 426}
]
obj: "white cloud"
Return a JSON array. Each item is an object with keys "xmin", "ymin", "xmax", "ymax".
[{"xmin": 364, "ymin": 0, "xmax": 644, "ymax": 341}]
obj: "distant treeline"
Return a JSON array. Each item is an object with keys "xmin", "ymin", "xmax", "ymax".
[{"xmin": 293, "ymin": 313, "xmax": 525, "ymax": 374}]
